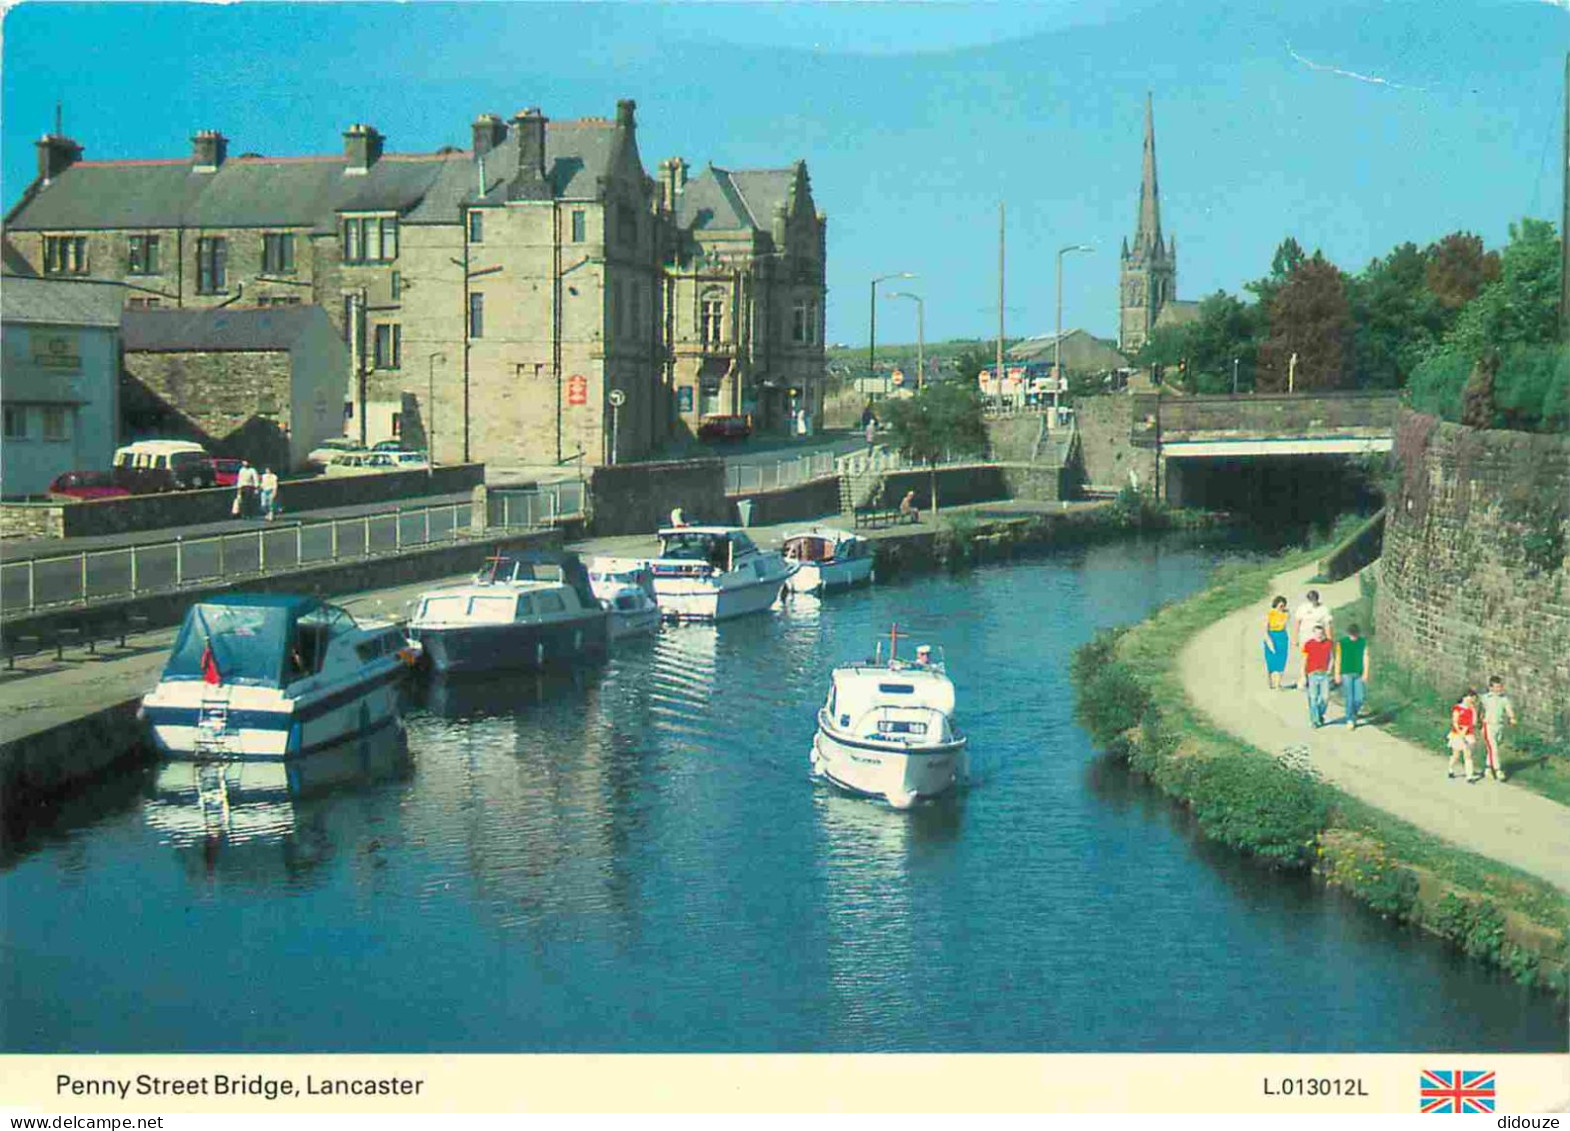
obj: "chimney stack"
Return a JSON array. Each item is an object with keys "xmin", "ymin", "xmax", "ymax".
[
  {"xmin": 190, "ymin": 130, "xmax": 228, "ymax": 173},
  {"xmin": 509, "ymin": 108, "xmax": 550, "ymax": 201},
  {"xmin": 36, "ymin": 133, "xmax": 83, "ymax": 184},
  {"xmin": 616, "ymin": 99, "xmax": 637, "ymax": 132},
  {"xmin": 658, "ymin": 156, "xmax": 688, "ymax": 213},
  {"xmin": 472, "ymin": 113, "xmax": 507, "ymax": 158},
  {"xmin": 343, "ymin": 123, "xmax": 384, "ymax": 175}
]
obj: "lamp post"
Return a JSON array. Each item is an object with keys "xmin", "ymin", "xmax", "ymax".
[
  {"xmin": 426, "ymin": 352, "xmax": 446, "ymax": 462},
  {"xmin": 1055, "ymin": 244, "xmax": 1093, "ymax": 420},
  {"xmin": 887, "ymin": 291, "xmax": 924, "ymax": 390},
  {"xmin": 870, "ymin": 272, "xmax": 915, "ymax": 397}
]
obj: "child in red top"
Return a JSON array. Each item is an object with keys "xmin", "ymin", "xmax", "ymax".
[
  {"xmin": 1301, "ymin": 625, "xmax": 1336, "ymax": 728},
  {"xmin": 1447, "ymin": 690, "xmax": 1481, "ymax": 783}
]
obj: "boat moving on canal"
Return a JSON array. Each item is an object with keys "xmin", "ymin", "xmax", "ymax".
[
  {"xmin": 646, "ymin": 526, "xmax": 797, "ymax": 622},
  {"xmin": 406, "ymin": 552, "xmax": 609, "ymax": 673},
  {"xmin": 140, "ymin": 594, "xmax": 413, "ymax": 760},
  {"xmin": 587, "ymin": 558, "xmax": 662, "ymax": 640},
  {"xmin": 782, "ymin": 527, "xmax": 874, "ymax": 594},
  {"xmin": 811, "ymin": 625, "xmax": 967, "ymax": 809}
]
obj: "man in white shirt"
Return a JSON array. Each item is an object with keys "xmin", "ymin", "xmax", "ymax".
[
  {"xmin": 1291, "ymin": 590, "xmax": 1333, "ymax": 687},
  {"xmin": 237, "ymin": 461, "xmax": 260, "ymax": 518}
]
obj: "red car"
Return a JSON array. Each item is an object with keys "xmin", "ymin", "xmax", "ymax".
[
  {"xmin": 48, "ymin": 470, "xmax": 131, "ymax": 501},
  {"xmin": 208, "ymin": 457, "xmax": 245, "ymax": 487},
  {"xmin": 697, "ymin": 414, "xmax": 753, "ymax": 440}
]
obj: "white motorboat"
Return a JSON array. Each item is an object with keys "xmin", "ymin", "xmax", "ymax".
[
  {"xmin": 783, "ymin": 527, "xmax": 875, "ymax": 594},
  {"xmin": 646, "ymin": 526, "xmax": 797, "ymax": 621},
  {"xmin": 810, "ymin": 625, "xmax": 967, "ymax": 809},
  {"xmin": 587, "ymin": 557, "xmax": 662, "ymax": 640},
  {"xmin": 406, "ymin": 552, "xmax": 609, "ymax": 674},
  {"xmin": 140, "ymin": 594, "xmax": 414, "ymax": 760}
]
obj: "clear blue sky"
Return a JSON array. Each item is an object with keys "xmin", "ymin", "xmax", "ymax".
[{"xmin": 4, "ymin": 0, "xmax": 1566, "ymax": 345}]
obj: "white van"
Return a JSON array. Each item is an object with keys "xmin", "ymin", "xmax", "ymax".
[{"xmin": 111, "ymin": 440, "xmax": 216, "ymax": 493}]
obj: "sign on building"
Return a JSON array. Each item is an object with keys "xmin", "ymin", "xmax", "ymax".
[{"xmin": 566, "ymin": 374, "xmax": 588, "ymax": 407}]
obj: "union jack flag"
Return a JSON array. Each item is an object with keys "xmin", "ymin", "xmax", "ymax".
[{"xmin": 1420, "ymin": 1069, "xmax": 1495, "ymax": 1113}]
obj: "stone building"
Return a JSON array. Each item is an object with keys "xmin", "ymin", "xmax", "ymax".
[
  {"xmin": 1118, "ymin": 95, "xmax": 1197, "ymax": 354},
  {"xmin": 0, "ymin": 275, "xmax": 123, "ymax": 498},
  {"xmin": 121, "ymin": 306, "xmax": 347, "ymax": 471},
  {"xmin": 661, "ymin": 158, "xmax": 827, "ymax": 435}
]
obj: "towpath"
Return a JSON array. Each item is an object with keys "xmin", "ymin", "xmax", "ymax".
[{"xmin": 1179, "ymin": 560, "xmax": 1570, "ymax": 893}]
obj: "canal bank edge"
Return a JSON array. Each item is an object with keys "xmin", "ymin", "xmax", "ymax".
[{"xmin": 1070, "ymin": 547, "xmax": 1569, "ymax": 995}]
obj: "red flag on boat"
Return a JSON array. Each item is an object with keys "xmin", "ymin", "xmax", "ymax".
[{"xmin": 200, "ymin": 642, "xmax": 221, "ymax": 685}]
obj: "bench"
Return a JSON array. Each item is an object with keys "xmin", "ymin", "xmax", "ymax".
[
  {"xmin": 2, "ymin": 632, "xmax": 44, "ymax": 670},
  {"xmin": 853, "ymin": 505, "xmax": 914, "ymax": 530}
]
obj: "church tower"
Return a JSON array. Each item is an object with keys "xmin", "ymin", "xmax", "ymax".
[{"xmin": 1119, "ymin": 94, "xmax": 1177, "ymax": 353}]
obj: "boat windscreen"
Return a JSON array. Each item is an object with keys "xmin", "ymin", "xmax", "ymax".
[{"xmin": 163, "ymin": 602, "xmax": 295, "ymax": 687}]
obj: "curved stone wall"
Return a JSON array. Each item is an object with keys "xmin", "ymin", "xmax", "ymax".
[{"xmin": 1375, "ymin": 409, "xmax": 1570, "ymax": 741}]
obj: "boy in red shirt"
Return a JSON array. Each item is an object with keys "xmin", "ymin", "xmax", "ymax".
[
  {"xmin": 1448, "ymin": 690, "xmax": 1481, "ymax": 783},
  {"xmin": 1301, "ymin": 624, "xmax": 1335, "ymax": 728}
]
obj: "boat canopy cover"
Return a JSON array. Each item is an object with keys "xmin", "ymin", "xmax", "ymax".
[{"xmin": 162, "ymin": 595, "xmax": 338, "ymax": 688}]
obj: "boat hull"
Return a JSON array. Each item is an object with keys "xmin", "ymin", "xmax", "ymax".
[
  {"xmin": 409, "ymin": 614, "xmax": 607, "ymax": 674},
  {"xmin": 141, "ymin": 666, "xmax": 404, "ymax": 761},
  {"xmin": 810, "ymin": 724, "xmax": 966, "ymax": 808},
  {"xmin": 654, "ymin": 575, "xmax": 787, "ymax": 622},
  {"xmin": 787, "ymin": 556, "xmax": 875, "ymax": 594},
  {"xmin": 607, "ymin": 606, "xmax": 661, "ymax": 640}
]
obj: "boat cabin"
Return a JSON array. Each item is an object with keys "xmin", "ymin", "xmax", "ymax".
[
  {"xmin": 161, "ymin": 595, "xmax": 399, "ymax": 690},
  {"xmin": 783, "ymin": 528, "xmax": 869, "ymax": 564},
  {"xmin": 654, "ymin": 527, "xmax": 759, "ymax": 575},
  {"xmin": 412, "ymin": 582, "xmax": 595, "ymax": 627},
  {"xmin": 823, "ymin": 662, "xmax": 958, "ymax": 745}
]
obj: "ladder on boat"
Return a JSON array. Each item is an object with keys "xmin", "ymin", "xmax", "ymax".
[
  {"xmin": 194, "ymin": 760, "xmax": 233, "ymax": 836},
  {"xmin": 195, "ymin": 691, "xmax": 234, "ymax": 754}
]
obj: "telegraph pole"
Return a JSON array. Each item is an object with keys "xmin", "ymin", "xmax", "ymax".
[
  {"xmin": 996, "ymin": 202, "xmax": 1006, "ymax": 400},
  {"xmin": 1562, "ymin": 51, "xmax": 1569, "ymax": 341}
]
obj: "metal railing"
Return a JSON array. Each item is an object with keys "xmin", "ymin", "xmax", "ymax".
[
  {"xmin": 2, "ymin": 485, "xmax": 586, "ymax": 616},
  {"xmin": 725, "ymin": 451, "xmax": 839, "ymax": 495},
  {"xmin": 488, "ymin": 479, "xmax": 585, "ymax": 529}
]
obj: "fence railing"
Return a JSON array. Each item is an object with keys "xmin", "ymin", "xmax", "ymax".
[
  {"xmin": 724, "ymin": 451, "xmax": 839, "ymax": 495},
  {"xmin": 2, "ymin": 484, "xmax": 586, "ymax": 616}
]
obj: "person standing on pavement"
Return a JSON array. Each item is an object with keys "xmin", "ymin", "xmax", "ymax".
[
  {"xmin": 1263, "ymin": 595, "xmax": 1290, "ymax": 690},
  {"xmin": 1333, "ymin": 623, "xmax": 1370, "ymax": 729},
  {"xmin": 236, "ymin": 461, "xmax": 260, "ymax": 518},
  {"xmin": 1290, "ymin": 589, "xmax": 1333, "ymax": 688},
  {"xmin": 259, "ymin": 467, "xmax": 279, "ymax": 521},
  {"xmin": 1479, "ymin": 676, "xmax": 1519, "ymax": 782},
  {"xmin": 1448, "ymin": 690, "xmax": 1482, "ymax": 782},
  {"xmin": 1301, "ymin": 623, "xmax": 1335, "ymax": 728},
  {"xmin": 864, "ymin": 414, "xmax": 877, "ymax": 449}
]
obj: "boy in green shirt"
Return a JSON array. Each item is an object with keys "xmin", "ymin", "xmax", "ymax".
[{"xmin": 1334, "ymin": 624, "xmax": 1370, "ymax": 730}]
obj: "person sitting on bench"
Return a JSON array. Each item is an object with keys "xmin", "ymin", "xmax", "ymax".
[{"xmin": 899, "ymin": 490, "xmax": 920, "ymax": 524}]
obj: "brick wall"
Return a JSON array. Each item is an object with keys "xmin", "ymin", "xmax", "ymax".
[
  {"xmin": 1375, "ymin": 410, "xmax": 1570, "ymax": 741},
  {"xmin": 588, "ymin": 458, "xmax": 727, "ymax": 535},
  {"xmin": 124, "ymin": 349, "xmax": 295, "ymax": 468}
]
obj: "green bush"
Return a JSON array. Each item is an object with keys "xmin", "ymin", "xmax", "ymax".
[
  {"xmin": 1180, "ymin": 754, "xmax": 1330, "ymax": 868},
  {"xmin": 1073, "ymin": 660, "xmax": 1151, "ymax": 748}
]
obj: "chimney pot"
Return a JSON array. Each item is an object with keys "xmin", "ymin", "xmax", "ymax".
[
  {"xmin": 343, "ymin": 123, "xmax": 384, "ymax": 175},
  {"xmin": 616, "ymin": 99, "xmax": 637, "ymax": 130},
  {"xmin": 508, "ymin": 108, "xmax": 550, "ymax": 201},
  {"xmin": 472, "ymin": 113, "xmax": 508, "ymax": 158},
  {"xmin": 191, "ymin": 129, "xmax": 227, "ymax": 172},
  {"xmin": 36, "ymin": 133, "xmax": 83, "ymax": 184}
]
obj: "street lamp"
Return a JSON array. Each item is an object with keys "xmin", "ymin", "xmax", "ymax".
[
  {"xmin": 870, "ymin": 272, "xmax": 915, "ymax": 396},
  {"xmin": 426, "ymin": 352, "xmax": 446, "ymax": 462},
  {"xmin": 887, "ymin": 291, "xmax": 924, "ymax": 391},
  {"xmin": 1055, "ymin": 244, "xmax": 1093, "ymax": 420}
]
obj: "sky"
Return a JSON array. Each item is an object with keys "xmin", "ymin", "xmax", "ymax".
[{"xmin": 2, "ymin": 0, "xmax": 1567, "ymax": 346}]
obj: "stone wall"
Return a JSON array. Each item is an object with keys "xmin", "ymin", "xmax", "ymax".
[
  {"xmin": 998, "ymin": 463, "xmax": 1069, "ymax": 503},
  {"xmin": 588, "ymin": 458, "xmax": 728, "ymax": 535},
  {"xmin": 985, "ymin": 414, "xmax": 1047, "ymax": 463},
  {"xmin": 1132, "ymin": 390, "xmax": 1401, "ymax": 440},
  {"xmin": 1, "ymin": 465, "xmax": 486, "ymax": 540},
  {"xmin": 871, "ymin": 465, "xmax": 1009, "ymax": 512},
  {"xmin": 1075, "ymin": 395, "xmax": 1156, "ymax": 492},
  {"xmin": 1375, "ymin": 410, "xmax": 1570, "ymax": 741},
  {"xmin": 728, "ymin": 476, "xmax": 841, "ymax": 527},
  {"xmin": 123, "ymin": 349, "xmax": 297, "ymax": 470}
]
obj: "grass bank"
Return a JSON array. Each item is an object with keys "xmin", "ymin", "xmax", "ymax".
[
  {"xmin": 1332, "ymin": 573, "xmax": 1570, "ymax": 806},
  {"xmin": 1071, "ymin": 549, "xmax": 1568, "ymax": 994}
]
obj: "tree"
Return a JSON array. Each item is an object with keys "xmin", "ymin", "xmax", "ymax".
[
  {"xmin": 1347, "ymin": 242, "xmax": 1448, "ymax": 390},
  {"xmin": 1447, "ymin": 218, "xmax": 1562, "ymax": 358},
  {"xmin": 1256, "ymin": 253, "xmax": 1353, "ymax": 392},
  {"xmin": 1424, "ymin": 231, "xmax": 1500, "ymax": 311},
  {"xmin": 1247, "ymin": 236, "xmax": 1308, "ymax": 312},
  {"xmin": 880, "ymin": 381, "xmax": 988, "ymax": 514},
  {"xmin": 950, "ymin": 343, "xmax": 1000, "ymax": 388},
  {"xmin": 1459, "ymin": 350, "xmax": 1498, "ymax": 429},
  {"xmin": 1182, "ymin": 290, "xmax": 1261, "ymax": 393},
  {"xmin": 1132, "ymin": 323, "xmax": 1191, "ymax": 387}
]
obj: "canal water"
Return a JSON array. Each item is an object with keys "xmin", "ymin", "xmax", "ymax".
[{"xmin": 2, "ymin": 536, "xmax": 1564, "ymax": 1053}]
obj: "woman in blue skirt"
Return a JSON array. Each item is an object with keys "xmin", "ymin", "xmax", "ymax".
[{"xmin": 1263, "ymin": 595, "xmax": 1290, "ymax": 689}]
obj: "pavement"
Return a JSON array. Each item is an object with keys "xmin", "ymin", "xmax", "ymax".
[{"xmin": 1179, "ymin": 559, "xmax": 1570, "ymax": 894}]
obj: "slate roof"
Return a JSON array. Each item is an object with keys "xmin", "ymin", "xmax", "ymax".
[
  {"xmin": 1009, "ymin": 328, "xmax": 1129, "ymax": 369},
  {"xmin": 676, "ymin": 166, "xmax": 796, "ymax": 233},
  {"xmin": 121, "ymin": 305, "xmax": 332, "ymax": 353},
  {"xmin": 1, "ymin": 275, "xmax": 124, "ymax": 328},
  {"xmin": 7, "ymin": 118, "xmax": 625, "ymax": 233}
]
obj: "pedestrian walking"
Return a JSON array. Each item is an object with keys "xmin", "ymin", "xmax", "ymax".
[
  {"xmin": 865, "ymin": 416, "xmax": 877, "ymax": 449},
  {"xmin": 1301, "ymin": 623, "xmax": 1335, "ymax": 728},
  {"xmin": 1290, "ymin": 589, "xmax": 1333, "ymax": 688},
  {"xmin": 236, "ymin": 461, "xmax": 259, "ymax": 518},
  {"xmin": 1447, "ymin": 690, "xmax": 1482, "ymax": 783},
  {"xmin": 259, "ymin": 467, "xmax": 279, "ymax": 521},
  {"xmin": 1333, "ymin": 623, "xmax": 1370, "ymax": 729},
  {"xmin": 1479, "ymin": 675, "xmax": 1519, "ymax": 782},
  {"xmin": 1262, "ymin": 595, "xmax": 1290, "ymax": 690}
]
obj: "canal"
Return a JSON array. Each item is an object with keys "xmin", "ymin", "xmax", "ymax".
[{"xmin": 2, "ymin": 535, "xmax": 1563, "ymax": 1052}]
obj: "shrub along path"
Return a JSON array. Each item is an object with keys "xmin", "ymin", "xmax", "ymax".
[{"xmin": 1179, "ymin": 560, "xmax": 1570, "ymax": 894}]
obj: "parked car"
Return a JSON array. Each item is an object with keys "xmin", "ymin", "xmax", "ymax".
[
  {"xmin": 47, "ymin": 470, "xmax": 132, "ymax": 502},
  {"xmin": 371, "ymin": 440, "xmax": 407, "ymax": 452},
  {"xmin": 323, "ymin": 451, "xmax": 408, "ymax": 476},
  {"xmin": 208, "ymin": 457, "xmax": 245, "ymax": 487},
  {"xmin": 307, "ymin": 437, "xmax": 366, "ymax": 471},
  {"xmin": 111, "ymin": 440, "xmax": 216, "ymax": 493},
  {"xmin": 391, "ymin": 451, "xmax": 430, "ymax": 471},
  {"xmin": 697, "ymin": 414, "xmax": 753, "ymax": 440}
]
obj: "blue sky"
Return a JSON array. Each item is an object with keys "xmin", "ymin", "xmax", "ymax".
[{"xmin": 3, "ymin": 0, "xmax": 1566, "ymax": 344}]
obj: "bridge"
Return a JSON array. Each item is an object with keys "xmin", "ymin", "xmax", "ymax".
[{"xmin": 1124, "ymin": 391, "xmax": 1401, "ymax": 506}]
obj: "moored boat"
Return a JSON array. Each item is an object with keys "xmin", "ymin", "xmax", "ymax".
[
  {"xmin": 140, "ymin": 594, "xmax": 412, "ymax": 761},
  {"xmin": 810, "ymin": 625, "xmax": 966, "ymax": 809},
  {"xmin": 783, "ymin": 526, "xmax": 874, "ymax": 594},
  {"xmin": 646, "ymin": 526, "xmax": 796, "ymax": 621},
  {"xmin": 406, "ymin": 551, "xmax": 608, "ymax": 674},
  {"xmin": 587, "ymin": 557, "xmax": 662, "ymax": 640}
]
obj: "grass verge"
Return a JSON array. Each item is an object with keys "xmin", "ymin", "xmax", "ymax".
[{"xmin": 1073, "ymin": 548, "xmax": 1568, "ymax": 993}]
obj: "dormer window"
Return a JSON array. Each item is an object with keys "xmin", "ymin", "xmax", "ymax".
[{"xmin": 342, "ymin": 215, "xmax": 398, "ymax": 264}]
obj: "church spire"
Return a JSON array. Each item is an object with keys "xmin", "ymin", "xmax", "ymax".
[{"xmin": 1134, "ymin": 92, "xmax": 1162, "ymax": 255}]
